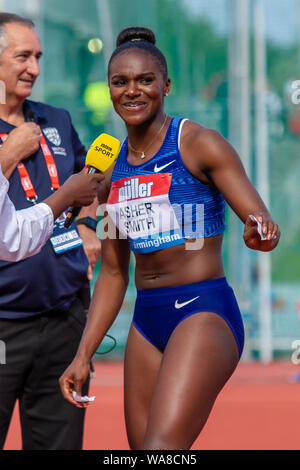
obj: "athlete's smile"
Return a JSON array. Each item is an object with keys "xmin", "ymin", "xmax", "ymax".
[{"xmin": 122, "ymin": 101, "xmax": 147, "ymax": 112}]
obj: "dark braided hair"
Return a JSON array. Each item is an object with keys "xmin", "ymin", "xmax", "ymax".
[{"xmin": 108, "ymin": 26, "xmax": 168, "ymax": 78}]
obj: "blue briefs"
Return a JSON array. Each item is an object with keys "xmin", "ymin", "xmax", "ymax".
[{"xmin": 132, "ymin": 277, "xmax": 244, "ymax": 358}]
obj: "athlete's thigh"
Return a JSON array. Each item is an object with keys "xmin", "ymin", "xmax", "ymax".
[
  {"xmin": 124, "ymin": 324, "xmax": 163, "ymax": 450},
  {"xmin": 143, "ymin": 312, "xmax": 240, "ymax": 450}
]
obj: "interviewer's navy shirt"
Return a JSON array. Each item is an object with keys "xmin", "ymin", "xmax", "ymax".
[{"xmin": 0, "ymin": 100, "xmax": 89, "ymax": 318}]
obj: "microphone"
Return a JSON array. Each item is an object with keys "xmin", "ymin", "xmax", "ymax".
[
  {"xmin": 64, "ymin": 133, "xmax": 120, "ymax": 228},
  {"xmin": 26, "ymin": 109, "xmax": 35, "ymax": 122}
]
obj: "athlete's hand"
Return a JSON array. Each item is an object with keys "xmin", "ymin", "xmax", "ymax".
[
  {"xmin": 243, "ymin": 213, "xmax": 280, "ymax": 252},
  {"xmin": 59, "ymin": 357, "xmax": 91, "ymax": 408}
]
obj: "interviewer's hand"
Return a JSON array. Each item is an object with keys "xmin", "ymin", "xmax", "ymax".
[
  {"xmin": 4, "ymin": 122, "xmax": 41, "ymax": 162},
  {"xmin": 43, "ymin": 172, "xmax": 104, "ymax": 221},
  {"xmin": 62, "ymin": 172, "xmax": 104, "ymax": 207},
  {"xmin": 243, "ymin": 213, "xmax": 280, "ymax": 252},
  {"xmin": 0, "ymin": 123, "xmax": 42, "ymax": 178},
  {"xmin": 59, "ymin": 358, "xmax": 91, "ymax": 408}
]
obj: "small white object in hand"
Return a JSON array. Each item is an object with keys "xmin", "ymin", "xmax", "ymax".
[
  {"xmin": 72, "ymin": 391, "xmax": 95, "ymax": 403},
  {"xmin": 249, "ymin": 215, "xmax": 267, "ymax": 240}
]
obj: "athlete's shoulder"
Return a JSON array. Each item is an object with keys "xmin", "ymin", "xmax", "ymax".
[
  {"xmin": 180, "ymin": 120, "xmax": 235, "ymax": 172},
  {"xmin": 181, "ymin": 119, "xmax": 222, "ymax": 146},
  {"xmin": 183, "ymin": 119, "xmax": 230, "ymax": 151}
]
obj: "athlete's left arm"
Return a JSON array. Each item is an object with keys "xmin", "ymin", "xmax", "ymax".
[
  {"xmin": 77, "ymin": 200, "xmax": 101, "ymax": 280},
  {"xmin": 191, "ymin": 126, "xmax": 280, "ymax": 252}
]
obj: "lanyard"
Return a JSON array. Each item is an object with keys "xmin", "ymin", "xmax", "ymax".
[{"xmin": 0, "ymin": 125, "xmax": 60, "ymax": 204}]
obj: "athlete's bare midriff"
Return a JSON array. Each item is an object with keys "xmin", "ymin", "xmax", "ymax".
[{"xmin": 134, "ymin": 233, "xmax": 225, "ymax": 289}]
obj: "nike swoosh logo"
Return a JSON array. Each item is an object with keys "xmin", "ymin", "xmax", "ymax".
[
  {"xmin": 174, "ymin": 296, "xmax": 200, "ymax": 309},
  {"xmin": 154, "ymin": 160, "xmax": 176, "ymax": 173}
]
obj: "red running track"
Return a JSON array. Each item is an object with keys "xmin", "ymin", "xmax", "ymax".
[{"xmin": 4, "ymin": 360, "xmax": 300, "ymax": 450}]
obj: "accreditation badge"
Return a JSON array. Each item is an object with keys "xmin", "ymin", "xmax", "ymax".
[{"xmin": 49, "ymin": 210, "xmax": 83, "ymax": 254}]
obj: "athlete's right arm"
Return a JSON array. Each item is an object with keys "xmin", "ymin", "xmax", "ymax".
[{"xmin": 59, "ymin": 220, "xmax": 131, "ymax": 408}]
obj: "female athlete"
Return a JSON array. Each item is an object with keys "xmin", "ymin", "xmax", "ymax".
[{"xmin": 59, "ymin": 26, "xmax": 280, "ymax": 450}]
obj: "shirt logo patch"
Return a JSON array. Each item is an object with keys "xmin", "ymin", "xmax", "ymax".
[
  {"xmin": 43, "ymin": 127, "xmax": 61, "ymax": 146},
  {"xmin": 154, "ymin": 160, "xmax": 176, "ymax": 173}
]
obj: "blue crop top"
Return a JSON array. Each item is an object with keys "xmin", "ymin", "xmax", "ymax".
[{"xmin": 107, "ymin": 117, "xmax": 225, "ymax": 253}]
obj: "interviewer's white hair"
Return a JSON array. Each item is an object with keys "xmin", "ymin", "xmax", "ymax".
[
  {"xmin": 0, "ymin": 25, "xmax": 8, "ymax": 56},
  {"xmin": 0, "ymin": 13, "xmax": 34, "ymax": 57}
]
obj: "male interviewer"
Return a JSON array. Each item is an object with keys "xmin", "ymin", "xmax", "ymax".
[{"xmin": 0, "ymin": 13, "xmax": 101, "ymax": 450}]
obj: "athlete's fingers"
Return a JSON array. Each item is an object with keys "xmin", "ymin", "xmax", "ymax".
[
  {"xmin": 253, "ymin": 213, "xmax": 266, "ymax": 238},
  {"xmin": 246, "ymin": 216, "xmax": 259, "ymax": 228},
  {"xmin": 246, "ymin": 214, "xmax": 265, "ymax": 240},
  {"xmin": 267, "ymin": 220, "xmax": 275, "ymax": 240},
  {"xmin": 73, "ymin": 378, "xmax": 87, "ymax": 409},
  {"xmin": 59, "ymin": 375, "xmax": 81, "ymax": 407},
  {"xmin": 266, "ymin": 219, "xmax": 280, "ymax": 241},
  {"xmin": 272, "ymin": 223, "xmax": 279, "ymax": 238},
  {"xmin": 87, "ymin": 264, "xmax": 93, "ymax": 281},
  {"xmin": 265, "ymin": 219, "xmax": 271, "ymax": 240},
  {"xmin": 262, "ymin": 221, "xmax": 268, "ymax": 238}
]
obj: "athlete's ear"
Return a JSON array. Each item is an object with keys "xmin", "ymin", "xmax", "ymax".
[{"xmin": 163, "ymin": 77, "xmax": 171, "ymax": 97}]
